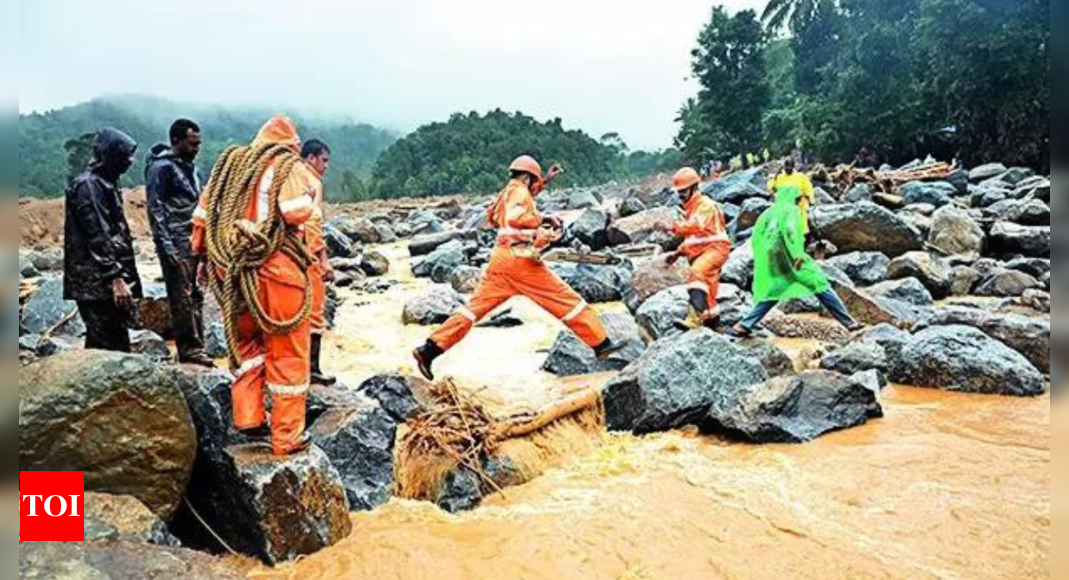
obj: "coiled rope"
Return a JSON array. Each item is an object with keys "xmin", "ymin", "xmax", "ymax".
[{"xmin": 202, "ymin": 143, "xmax": 314, "ymax": 369}]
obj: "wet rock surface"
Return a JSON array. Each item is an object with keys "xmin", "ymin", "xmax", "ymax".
[
  {"xmin": 403, "ymin": 286, "xmax": 466, "ymax": 325},
  {"xmin": 19, "ymin": 541, "xmax": 245, "ymax": 580},
  {"xmin": 543, "ymin": 312, "xmax": 646, "ymax": 377}
]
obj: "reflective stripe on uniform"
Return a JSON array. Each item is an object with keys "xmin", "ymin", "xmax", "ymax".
[
  {"xmin": 268, "ymin": 383, "xmax": 310, "ymax": 398},
  {"xmin": 455, "ymin": 306, "xmax": 477, "ymax": 322},
  {"xmin": 497, "ymin": 227, "xmax": 537, "ymax": 240},
  {"xmin": 256, "ymin": 166, "xmax": 276, "ymax": 224},
  {"xmin": 279, "ymin": 195, "xmax": 313, "ymax": 215},
  {"xmin": 682, "ymin": 234, "xmax": 730, "ymax": 246},
  {"xmin": 192, "ymin": 206, "xmax": 208, "ymax": 222},
  {"xmin": 233, "ymin": 355, "xmax": 266, "ymax": 379},
  {"xmin": 562, "ymin": 301, "xmax": 588, "ymax": 323}
]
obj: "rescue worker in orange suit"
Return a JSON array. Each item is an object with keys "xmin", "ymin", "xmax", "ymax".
[
  {"xmin": 661, "ymin": 167, "xmax": 732, "ymax": 331},
  {"xmin": 191, "ymin": 116, "xmax": 318, "ymax": 456},
  {"xmin": 300, "ymin": 139, "xmax": 337, "ymax": 386},
  {"xmin": 412, "ymin": 155, "xmax": 625, "ymax": 381}
]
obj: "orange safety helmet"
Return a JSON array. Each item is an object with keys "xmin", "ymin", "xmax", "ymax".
[
  {"xmin": 672, "ymin": 167, "xmax": 702, "ymax": 192},
  {"xmin": 509, "ymin": 155, "xmax": 544, "ymax": 182}
]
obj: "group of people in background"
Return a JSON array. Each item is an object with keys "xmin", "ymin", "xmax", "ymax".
[{"xmin": 62, "ymin": 116, "xmax": 860, "ymax": 457}]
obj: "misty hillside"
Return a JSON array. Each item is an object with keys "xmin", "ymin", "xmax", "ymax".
[{"xmin": 19, "ymin": 95, "xmax": 398, "ymax": 199}]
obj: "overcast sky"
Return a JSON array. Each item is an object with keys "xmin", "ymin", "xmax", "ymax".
[{"xmin": 19, "ymin": 0, "xmax": 765, "ymax": 150}]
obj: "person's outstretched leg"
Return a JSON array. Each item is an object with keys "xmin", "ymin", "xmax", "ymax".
[
  {"xmin": 816, "ymin": 289, "xmax": 863, "ymax": 331},
  {"xmin": 729, "ymin": 300, "xmax": 778, "ymax": 337}
]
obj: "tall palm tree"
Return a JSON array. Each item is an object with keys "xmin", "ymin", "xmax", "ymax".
[{"xmin": 762, "ymin": 0, "xmax": 818, "ymax": 32}]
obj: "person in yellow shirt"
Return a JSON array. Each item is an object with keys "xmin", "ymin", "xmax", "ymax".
[{"xmin": 767, "ymin": 158, "xmax": 815, "ymax": 235}]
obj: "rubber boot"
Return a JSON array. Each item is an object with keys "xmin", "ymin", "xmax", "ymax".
[
  {"xmin": 414, "ymin": 340, "xmax": 443, "ymax": 381},
  {"xmin": 310, "ymin": 335, "xmax": 337, "ymax": 387},
  {"xmin": 674, "ymin": 289, "xmax": 710, "ymax": 331}
]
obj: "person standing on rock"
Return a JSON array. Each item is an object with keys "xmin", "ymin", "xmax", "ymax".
[
  {"xmin": 728, "ymin": 185, "xmax": 863, "ymax": 338},
  {"xmin": 192, "ymin": 116, "xmax": 319, "ymax": 456},
  {"xmin": 64, "ymin": 128, "xmax": 143, "ymax": 353},
  {"xmin": 412, "ymin": 155, "xmax": 625, "ymax": 381},
  {"xmin": 300, "ymin": 138, "xmax": 337, "ymax": 386},
  {"xmin": 767, "ymin": 158, "xmax": 815, "ymax": 237},
  {"xmin": 660, "ymin": 167, "xmax": 731, "ymax": 331},
  {"xmin": 145, "ymin": 119, "xmax": 214, "ymax": 368}
]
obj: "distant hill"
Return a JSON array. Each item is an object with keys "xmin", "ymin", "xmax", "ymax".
[{"xmin": 19, "ymin": 95, "xmax": 398, "ymax": 200}]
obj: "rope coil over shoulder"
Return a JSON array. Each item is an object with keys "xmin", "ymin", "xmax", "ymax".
[{"xmin": 202, "ymin": 143, "xmax": 315, "ymax": 368}]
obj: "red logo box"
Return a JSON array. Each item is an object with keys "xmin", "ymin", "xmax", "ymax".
[{"xmin": 20, "ymin": 471, "xmax": 85, "ymax": 542}]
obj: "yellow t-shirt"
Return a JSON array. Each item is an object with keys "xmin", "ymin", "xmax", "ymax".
[{"xmin": 768, "ymin": 172, "xmax": 816, "ymax": 234}]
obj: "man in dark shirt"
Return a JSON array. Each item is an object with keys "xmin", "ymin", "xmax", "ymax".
[
  {"xmin": 145, "ymin": 119, "xmax": 213, "ymax": 367},
  {"xmin": 64, "ymin": 128, "xmax": 143, "ymax": 352}
]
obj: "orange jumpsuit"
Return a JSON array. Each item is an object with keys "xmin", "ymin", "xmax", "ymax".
[
  {"xmin": 674, "ymin": 193, "xmax": 731, "ymax": 321},
  {"xmin": 302, "ymin": 163, "xmax": 328, "ymax": 336},
  {"xmin": 192, "ymin": 117, "xmax": 317, "ymax": 456},
  {"xmin": 429, "ymin": 179, "xmax": 608, "ymax": 352}
]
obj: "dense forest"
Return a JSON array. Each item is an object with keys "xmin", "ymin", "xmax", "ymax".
[
  {"xmin": 368, "ymin": 111, "xmax": 679, "ymax": 199},
  {"xmin": 678, "ymin": 0, "xmax": 1049, "ymax": 171},
  {"xmin": 19, "ymin": 96, "xmax": 398, "ymax": 200}
]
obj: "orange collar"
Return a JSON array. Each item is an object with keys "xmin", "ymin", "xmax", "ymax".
[{"xmin": 684, "ymin": 192, "xmax": 704, "ymax": 214}]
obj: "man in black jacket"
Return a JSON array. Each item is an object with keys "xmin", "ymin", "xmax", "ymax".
[
  {"xmin": 64, "ymin": 128, "xmax": 143, "ymax": 352},
  {"xmin": 145, "ymin": 119, "xmax": 213, "ymax": 367}
]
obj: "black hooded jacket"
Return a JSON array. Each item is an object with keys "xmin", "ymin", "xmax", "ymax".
[
  {"xmin": 145, "ymin": 143, "xmax": 202, "ymax": 260},
  {"xmin": 63, "ymin": 128, "xmax": 144, "ymax": 302}
]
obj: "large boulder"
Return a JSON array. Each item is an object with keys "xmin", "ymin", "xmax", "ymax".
[
  {"xmin": 19, "ymin": 352, "xmax": 197, "ymax": 519},
  {"xmin": 618, "ymin": 197, "xmax": 647, "ymax": 218},
  {"xmin": 721, "ymin": 241, "xmax": 754, "ymax": 288},
  {"xmin": 413, "ymin": 241, "xmax": 469, "ymax": 284},
  {"xmin": 1004, "ymin": 257, "xmax": 1051, "ymax": 279},
  {"xmin": 950, "ymin": 266, "xmax": 982, "ymax": 296},
  {"xmin": 824, "ymin": 252, "xmax": 890, "ymax": 286},
  {"xmin": 543, "ymin": 313, "xmax": 646, "ymax": 377},
  {"xmin": 898, "ymin": 181, "xmax": 956, "ymax": 207},
  {"xmin": 402, "ymin": 286, "xmax": 466, "ymax": 325},
  {"xmin": 20, "ymin": 274, "xmax": 85, "ymax": 336},
  {"xmin": 736, "ymin": 339, "xmax": 795, "ymax": 378},
  {"xmin": 360, "ymin": 250, "xmax": 391, "ymax": 277},
  {"xmin": 634, "ymin": 286, "xmax": 689, "ymax": 341},
  {"xmin": 603, "ymin": 330, "xmax": 768, "ymax": 434},
  {"xmin": 449, "ymin": 265, "xmax": 482, "ymax": 294},
  {"xmin": 552, "ymin": 263, "xmax": 631, "ymax": 304},
  {"xmin": 408, "ymin": 230, "xmax": 476, "ymax": 257},
  {"xmin": 866, "ymin": 277, "xmax": 935, "ymax": 306},
  {"xmin": 891, "ymin": 325, "xmax": 1045, "ymax": 396},
  {"xmin": 20, "ymin": 541, "xmax": 245, "ymax": 580},
  {"xmin": 309, "ymin": 390, "xmax": 397, "ymax": 512},
  {"xmin": 929, "ymin": 206, "xmax": 984, "ymax": 257},
  {"xmin": 832, "ymin": 281, "xmax": 922, "ymax": 329},
  {"xmin": 130, "ymin": 330, "xmax": 170, "ymax": 361},
  {"xmin": 810, "ymin": 203, "xmax": 924, "ymax": 257},
  {"xmin": 19, "ymin": 251, "xmax": 39, "ymax": 278},
  {"xmin": 736, "ymin": 198, "xmax": 772, "ymax": 231},
  {"xmin": 986, "ymin": 198, "xmax": 1050, "ymax": 226},
  {"xmin": 844, "ymin": 183, "xmax": 874, "ymax": 203},
  {"xmin": 568, "ymin": 189, "xmax": 601, "ymax": 210},
  {"xmin": 356, "ymin": 374, "xmax": 423, "ymax": 423},
  {"xmin": 606, "ymin": 207, "xmax": 680, "ymax": 246},
  {"xmin": 322, "ymin": 223, "xmax": 357, "ymax": 259},
  {"xmin": 854, "ymin": 324, "xmax": 911, "ymax": 371},
  {"xmin": 83, "ymin": 493, "xmax": 178, "ymax": 546},
  {"xmin": 568, "ymin": 208, "xmax": 611, "ymax": 250},
  {"xmin": 969, "ymin": 163, "xmax": 1008, "ymax": 183},
  {"xmin": 988, "ymin": 221, "xmax": 1050, "ymax": 257},
  {"xmin": 975, "ymin": 269, "xmax": 1042, "ymax": 298},
  {"xmin": 208, "ymin": 444, "xmax": 352, "ymax": 564},
  {"xmin": 707, "ymin": 371, "xmax": 883, "ymax": 444},
  {"xmin": 915, "ymin": 307, "xmax": 1050, "ymax": 373},
  {"xmin": 762, "ymin": 314, "xmax": 851, "ymax": 344},
  {"xmin": 820, "ymin": 341, "xmax": 888, "ymax": 375},
  {"xmin": 626, "ymin": 255, "xmax": 690, "ymax": 312},
  {"xmin": 137, "ymin": 282, "xmax": 172, "ymax": 339},
  {"xmin": 703, "ymin": 168, "xmax": 770, "ymax": 205},
  {"xmin": 886, "ymin": 252, "xmax": 953, "ymax": 299}
]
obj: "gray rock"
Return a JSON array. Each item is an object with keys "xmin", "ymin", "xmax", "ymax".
[
  {"xmin": 449, "ymin": 265, "xmax": 482, "ymax": 294},
  {"xmin": 975, "ymin": 269, "xmax": 1042, "ymax": 298},
  {"xmin": 915, "ymin": 307, "xmax": 1050, "ymax": 374},
  {"xmin": 722, "ymin": 241, "xmax": 755, "ymax": 288},
  {"xmin": 83, "ymin": 492, "xmax": 179, "ymax": 546},
  {"xmin": 813, "ymin": 187, "xmax": 836, "ymax": 206},
  {"xmin": 322, "ymin": 223, "xmax": 357, "ymax": 259},
  {"xmin": 360, "ymin": 250, "xmax": 391, "ymax": 277},
  {"xmin": 988, "ymin": 221, "xmax": 1050, "ymax": 257},
  {"xmin": 619, "ymin": 198, "xmax": 647, "ymax": 218},
  {"xmin": 357, "ymin": 374, "xmax": 422, "ymax": 423},
  {"xmin": 986, "ymin": 198, "xmax": 1050, "ymax": 226},
  {"xmin": 995, "ymin": 167, "xmax": 1035, "ymax": 186},
  {"xmin": 604, "ymin": 330, "xmax": 768, "ymax": 434},
  {"xmin": 130, "ymin": 330, "xmax": 170, "ymax": 362},
  {"xmin": 635, "ymin": 286, "xmax": 690, "ymax": 341},
  {"xmin": 707, "ymin": 371, "xmax": 883, "ymax": 444},
  {"xmin": 891, "ymin": 325, "xmax": 1045, "ymax": 396},
  {"xmin": 402, "ymin": 286, "xmax": 466, "ymax": 325},
  {"xmin": 436, "ymin": 467, "xmax": 482, "ymax": 514},
  {"xmin": 832, "ymin": 281, "xmax": 923, "ymax": 329},
  {"xmin": 867, "ymin": 277, "xmax": 935, "ymax": 306},
  {"xmin": 974, "ymin": 188, "xmax": 1009, "ymax": 208},
  {"xmin": 607, "ymin": 207, "xmax": 681, "ymax": 246},
  {"xmin": 20, "ymin": 351, "xmax": 197, "ymax": 519},
  {"xmin": 309, "ymin": 393, "xmax": 396, "ymax": 512},
  {"xmin": 568, "ymin": 208, "xmax": 610, "ymax": 250},
  {"xmin": 20, "ymin": 541, "xmax": 245, "ymax": 580},
  {"xmin": 375, "ymin": 223, "xmax": 398, "ymax": 244},
  {"xmin": 844, "ymin": 183, "xmax": 874, "ymax": 203},
  {"xmin": 26, "ymin": 248, "xmax": 64, "ymax": 272},
  {"xmin": 969, "ymin": 163, "xmax": 1008, "ymax": 182},
  {"xmin": 137, "ymin": 282, "xmax": 173, "ymax": 339},
  {"xmin": 408, "ymin": 230, "xmax": 476, "ymax": 257},
  {"xmin": 821, "ymin": 341, "xmax": 888, "ymax": 374},
  {"xmin": 899, "ymin": 181, "xmax": 956, "ymax": 207},
  {"xmin": 1004, "ymin": 257, "xmax": 1050, "ymax": 279},
  {"xmin": 810, "ymin": 202, "xmax": 924, "ymax": 257},
  {"xmin": 886, "ymin": 252, "xmax": 954, "ymax": 299},
  {"xmin": 569, "ymin": 190, "xmax": 601, "ymax": 210},
  {"xmin": 414, "ymin": 241, "xmax": 469, "ymax": 284},
  {"xmin": 736, "ymin": 198, "xmax": 772, "ymax": 231},
  {"xmin": 19, "ymin": 252, "xmax": 39, "ymax": 278},
  {"xmin": 736, "ymin": 339, "xmax": 795, "ymax": 378},
  {"xmin": 205, "ymin": 321, "xmax": 228, "ymax": 360},
  {"xmin": 929, "ymin": 206, "xmax": 985, "ymax": 257},
  {"xmin": 704, "ymin": 168, "xmax": 771, "ymax": 205},
  {"xmin": 950, "ymin": 266, "xmax": 982, "ymax": 296},
  {"xmin": 543, "ymin": 313, "xmax": 646, "ymax": 377},
  {"xmin": 20, "ymin": 274, "xmax": 85, "ymax": 337},
  {"xmin": 851, "ymin": 369, "xmax": 888, "ymax": 392},
  {"xmin": 824, "ymin": 252, "xmax": 890, "ymax": 286},
  {"xmin": 552, "ymin": 263, "xmax": 631, "ymax": 304},
  {"xmin": 625, "ymin": 255, "xmax": 690, "ymax": 312},
  {"xmin": 1016, "ymin": 176, "xmax": 1050, "ymax": 202},
  {"xmin": 855, "ymin": 324, "xmax": 910, "ymax": 370}
]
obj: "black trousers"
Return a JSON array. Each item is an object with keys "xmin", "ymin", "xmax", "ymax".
[
  {"xmin": 160, "ymin": 255, "xmax": 206, "ymax": 360},
  {"xmin": 77, "ymin": 300, "xmax": 132, "ymax": 353}
]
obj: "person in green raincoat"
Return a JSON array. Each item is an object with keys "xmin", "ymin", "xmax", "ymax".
[{"xmin": 728, "ymin": 185, "xmax": 863, "ymax": 338}]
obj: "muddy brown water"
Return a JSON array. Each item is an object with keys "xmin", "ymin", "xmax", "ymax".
[{"xmin": 242, "ymin": 244, "xmax": 1049, "ymax": 580}]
